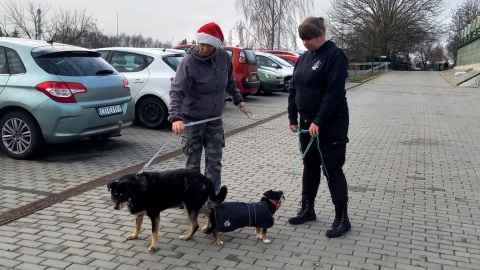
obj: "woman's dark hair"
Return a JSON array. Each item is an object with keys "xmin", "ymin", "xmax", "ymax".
[{"xmin": 298, "ymin": 17, "xmax": 326, "ymax": 40}]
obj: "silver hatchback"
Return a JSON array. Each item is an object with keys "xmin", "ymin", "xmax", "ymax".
[{"xmin": 0, "ymin": 38, "xmax": 135, "ymax": 160}]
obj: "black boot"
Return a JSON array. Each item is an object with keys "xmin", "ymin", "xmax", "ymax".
[
  {"xmin": 326, "ymin": 207, "xmax": 351, "ymax": 238},
  {"xmin": 288, "ymin": 199, "xmax": 316, "ymax": 225}
]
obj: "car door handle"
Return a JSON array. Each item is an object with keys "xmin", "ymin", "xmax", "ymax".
[{"xmin": 134, "ymin": 79, "xmax": 144, "ymax": 83}]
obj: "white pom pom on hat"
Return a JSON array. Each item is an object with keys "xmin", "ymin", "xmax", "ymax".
[{"xmin": 196, "ymin": 22, "xmax": 227, "ymax": 48}]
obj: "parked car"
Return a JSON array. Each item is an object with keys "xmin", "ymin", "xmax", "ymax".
[
  {"xmin": 94, "ymin": 47, "xmax": 184, "ymax": 129},
  {"xmin": 274, "ymin": 54, "xmax": 298, "ymax": 66},
  {"xmin": 0, "ymin": 37, "xmax": 135, "ymax": 160},
  {"xmin": 174, "ymin": 44, "xmax": 260, "ymax": 96},
  {"xmin": 256, "ymin": 66, "xmax": 284, "ymax": 94},
  {"xmin": 255, "ymin": 51, "xmax": 294, "ymax": 91}
]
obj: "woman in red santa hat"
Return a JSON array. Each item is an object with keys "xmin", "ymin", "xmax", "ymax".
[{"xmin": 169, "ymin": 22, "xmax": 246, "ymax": 203}]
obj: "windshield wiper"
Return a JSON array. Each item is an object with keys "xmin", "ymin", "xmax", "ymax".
[{"xmin": 96, "ymin": 70, "xmax": 114, "ymax": 75}]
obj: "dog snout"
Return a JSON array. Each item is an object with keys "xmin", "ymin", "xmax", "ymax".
[{"xmin": 114, "ymin": 201, "xmax": 121, "ymax": 210}]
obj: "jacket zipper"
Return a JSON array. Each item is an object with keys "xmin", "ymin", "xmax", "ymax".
[{"xmin": 213, "ymin": 57, "xmax": 218, "ymax": 116}]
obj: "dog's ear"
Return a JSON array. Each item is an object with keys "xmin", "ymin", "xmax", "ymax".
[
  {"xmin": 107, "ymin": 181, "xmax": 117, "ymax": 191},
  {"xmin": 263, "ymin": 189, "xmax": 273, "ymax": 197}
]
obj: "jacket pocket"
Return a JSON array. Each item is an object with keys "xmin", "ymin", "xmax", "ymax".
[{"xmin": 187, "ymin": 97, "xmax": 200, "ymax": 109}]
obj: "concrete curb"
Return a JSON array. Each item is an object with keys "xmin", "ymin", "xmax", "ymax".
[
  {"xmin": 360, "ymin": 70, "xmax": 389, "ymax": 83},
  {"xmin": 345, "ymin": 71, "xmax": 389, "ymax": 91}
]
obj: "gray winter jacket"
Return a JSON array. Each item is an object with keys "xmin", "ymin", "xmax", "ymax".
[{"xmin": 168, "ymin": 46, "xmax": 244, "ymax": 122}]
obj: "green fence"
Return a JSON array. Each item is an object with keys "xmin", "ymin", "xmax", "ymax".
[{"xmin": 459, "ymin": 16, "xmax": 480, "ymax": 46}]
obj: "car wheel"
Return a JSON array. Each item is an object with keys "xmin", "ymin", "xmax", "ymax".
[
  {"xmin": 284, "ymin": 77, "xmax": 291, "ymax": 92},
  {"xmin": 0, "ymin": 111, "xmax": 43, "ymax": 160},
  {"xmin": 254, "ymin": 85, "xmax": 263, "ymax": 95},
  {"xmin": 137, "ymin": 97, "xmax": 168, "ymax": 129}
]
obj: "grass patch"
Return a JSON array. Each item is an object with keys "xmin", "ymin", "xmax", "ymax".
[{"xmin": 347, "ymin": 71, "xmax": 387, "ymax": 83}]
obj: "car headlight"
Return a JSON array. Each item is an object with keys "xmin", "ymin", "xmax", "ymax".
[{"xmin": 264, "ymin": 72, "xmax": 271, "ymax": 79}]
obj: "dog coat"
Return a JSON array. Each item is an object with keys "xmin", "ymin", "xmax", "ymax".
[{"xmin": 213, "ymin": 201, "xmax": 274, "ymax": 232}]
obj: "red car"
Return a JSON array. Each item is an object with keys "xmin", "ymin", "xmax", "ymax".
[{"xmin": 174, "ymin": 44, "xmax": 260, "ymax": 96}]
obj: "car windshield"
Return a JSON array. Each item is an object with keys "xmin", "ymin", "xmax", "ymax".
[
  {"xmin": 242, "ymin": 50, "xmax": 257, "ymax": 65},
  {"xmin": 282, "ymin": 58, "xmax": 296, "ymax": 66},
  {"xmin": 163, "ymin": 55, "xmax": 184, "ymax": 71},
  {"xmin": 34, "ymin": 51, "xmax": 117, "ymax": 76},
  {"xmin": 268, "ymin": 54, "xmax": 293, "ymax": 67}
]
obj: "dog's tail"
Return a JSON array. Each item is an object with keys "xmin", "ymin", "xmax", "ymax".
[{"xmin": 209, "ymin": 185, "xmax": 227, "ymax": 204}]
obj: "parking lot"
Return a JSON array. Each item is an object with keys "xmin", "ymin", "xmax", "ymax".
[{"xmin": 1, "ymin": 71, "xmax": 480, "ymax": 270}]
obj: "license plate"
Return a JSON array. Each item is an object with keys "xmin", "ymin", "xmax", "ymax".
[
  {"xmin": 251, "ymin": 74, "xmax": 258, "ymax": 80},
  {"xmin": 97, "ymin": 105, "xmax": 123, "ymax": 117}
]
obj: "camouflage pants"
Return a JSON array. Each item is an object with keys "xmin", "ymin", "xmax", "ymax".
[{"xmin": 181, "ymin": 117, "xmax": 224, "ymax": 194}]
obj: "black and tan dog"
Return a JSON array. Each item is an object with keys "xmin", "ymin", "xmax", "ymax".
[
  {"xmin": 204, "ymin": 190, "xmax": 284, "ymax": 245},
  {"xmin": 107, "ymin": 169, "xmax": 227, "ymax": 251}
]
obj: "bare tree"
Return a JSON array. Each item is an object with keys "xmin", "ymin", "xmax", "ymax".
[
  {"xmin": 235, "ymin": 0, "xmax": 313, "ymax": 49},
  {"xmin": 43, "ymin": 8, "xmax": 93, "ymax": 45},
  {"xmin": 429, "ymin": 44, "xmax": 445, "ymax": 62},
  {"xmin": 446, "ymin": 0, "xmax": 480, "ymax": 64},
  {"xmin": 327, "ymin": 0, "xmax": 445, "ymax": 62},
  {"xmin": 0, "ymin": 0, "xmax": 50, "ymax": 39}
]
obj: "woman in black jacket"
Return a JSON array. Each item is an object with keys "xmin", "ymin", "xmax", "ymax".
[{"xmin": 287, "ymin": 17, "xmax": 351, "ymax": 238}]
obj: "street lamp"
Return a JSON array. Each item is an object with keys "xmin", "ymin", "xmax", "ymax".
[
  {"xmin": 116, "ymin": 13, "xmax": 118, "ymax": 40},
  {"xmin": 228, "ymin": 27, "xmax": 235, "ymax": 45}
]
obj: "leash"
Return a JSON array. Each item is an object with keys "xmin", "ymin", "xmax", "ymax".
[
  {"xmin": 136, "ymin": 110, "xmax": 254, "ymax": 175},
  {"xmin": 288, "ymin": 128, "xmax": 329, "ymax": 185}
]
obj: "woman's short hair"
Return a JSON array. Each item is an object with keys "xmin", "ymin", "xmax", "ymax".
[{"xmin": 298, "ymin": 17, "xmax": 326, "ymax": 40}]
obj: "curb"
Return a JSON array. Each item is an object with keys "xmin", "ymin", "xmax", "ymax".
[
  {"xmin": 360, "ymin": 70, "xmax": 389, "ymax": 83},
  {"xmin": 345, "ymin": 71, "xmax": 389, "ymax": 91}
]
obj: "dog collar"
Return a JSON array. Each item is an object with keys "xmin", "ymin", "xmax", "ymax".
[{"xmin": 269, "ymin": 199, "xmax": 282, "ymax": 207}]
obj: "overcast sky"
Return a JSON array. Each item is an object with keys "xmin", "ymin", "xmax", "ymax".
[
  {"xmin": 34, "ymin": 0, "xmax": 329, "ymax": 45},
  {"xmin": 4, "ymin": 0, "xmax": 467, "ymax": 46}
]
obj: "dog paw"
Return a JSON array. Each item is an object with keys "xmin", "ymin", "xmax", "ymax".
[
  {"xmin": 256, "ymin": 234, "xmax": 262, "ymax": 240},
  {"xmin": 126, "ymin": 234, "xmax": 138, "ymax": 240},
  {"xmin": 201, "ymin": 225, "xmax": 208, "ymax": 232},
  {"xmin": 216, "ymin": 240, "xmax": 224, "ymax": 245},
  {"xmin": 179, "ymin": 235, "xmax": 191, "ymax": 241},
  {"xmin": 148, "ymin": 245, "xmax": 157, "ymax": 251},
  {"xmin": 263, "ymin": 239, "xmax": 271, "ymax": 244}
]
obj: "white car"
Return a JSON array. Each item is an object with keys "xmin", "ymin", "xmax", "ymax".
[
  {"xmin": 255, "ymin": 51, "xmax": 294, "ymax": 91},
  {"xmin": 94, "ymin": 47, "xmax": 184, "ymax": 128}
]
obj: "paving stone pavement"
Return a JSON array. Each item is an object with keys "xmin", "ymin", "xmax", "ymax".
[{"xmin": 1, "ymin": 72, "xmax": 480, "ymax": 270}]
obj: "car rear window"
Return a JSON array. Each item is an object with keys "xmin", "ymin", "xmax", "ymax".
[
  {"xmin": 163, "ymin": 55, "xmax": 183, "ymax": 71},
  {"xmin": 242, "ymin": 50, "xmax": 257, "ymax": 65},
  {"xmin": 33, "ymin": 51, "xmax": 117, "ymax": 76}
]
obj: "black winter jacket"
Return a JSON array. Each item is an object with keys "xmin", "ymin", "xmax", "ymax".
[
  {"xmin": 288, "ymin": 40, "xmax": 348, "ymax": 128},
  {"xmin": 213, "ymin": 201, "xmax": 274, "ymax": 232}
]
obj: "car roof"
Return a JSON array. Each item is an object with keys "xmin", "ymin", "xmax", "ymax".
[
  {"xmin": 94, "ymin": 47, "xmax": 185, "ymax": 57},
  {"xmin": 0, "ymin": 37, "xmax": 92, "ymax": 55},
  {"xmin": 174, "ymin": 44, "xmax": 253, "ymax": 51}
]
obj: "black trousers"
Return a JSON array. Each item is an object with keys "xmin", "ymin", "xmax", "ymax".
[{"xmin": 299, "ymin": 110, "xmax": 349, "ymax": 208}]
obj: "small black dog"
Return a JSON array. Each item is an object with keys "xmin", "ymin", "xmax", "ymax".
[
  {"xmin": 204, "ymin": 190, "xmax": 284, "ymax": 245},
  {"xmin": 107, "ymin": 169, "xmax": 227, "ymax": 251}
]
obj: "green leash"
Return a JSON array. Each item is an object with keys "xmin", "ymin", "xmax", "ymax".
[{"xmin": 290, "ymin": 129, "xmax": 329, "ymax": 184}]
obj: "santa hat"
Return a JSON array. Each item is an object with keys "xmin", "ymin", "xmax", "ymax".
[{"xmin": 196, "ymin": 22, "xmax": 227, "ymax": 48}]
